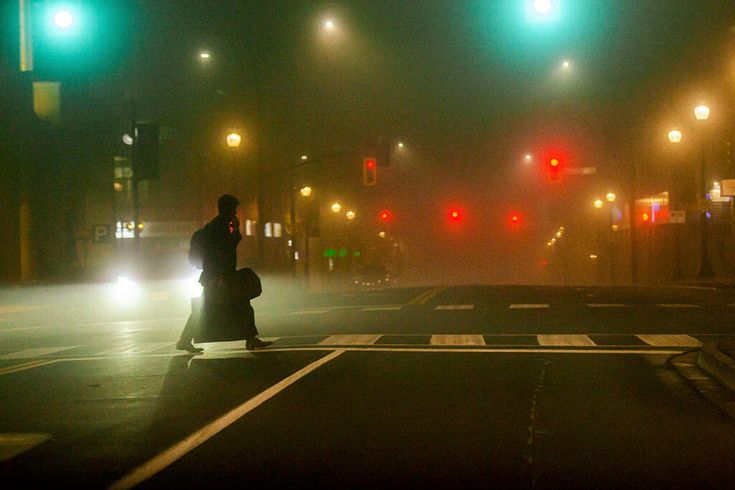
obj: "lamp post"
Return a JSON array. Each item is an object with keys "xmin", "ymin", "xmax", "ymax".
[
  {"xmin": 668, "ymin": 129, "xmax": 684, "ymax": 279},
  {"xmin": 225, "ymin": 132, "xmax": 242, "ymax": 194},
  {"xmin": 694, "ymin": 105, "xmax": 714, "ymax": 278},
  {"xmin": 594, "ymin": 195, "xmax": 617, "ymax": 285}
]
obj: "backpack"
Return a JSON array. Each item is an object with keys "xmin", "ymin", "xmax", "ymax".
[{"xmin": 187, "ymin": 228, "xmax": 207, "ymax": 269}]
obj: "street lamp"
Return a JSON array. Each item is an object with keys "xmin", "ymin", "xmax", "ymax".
[
  {"xmin": 694, "ymin": 104, "xmax": 714, "ymax": 278},
  {"xmin": 668, "ymin": 129, "xmax": 682, "ymax": 144},
  {"xmin": 346, "ymin": 210, "xmax": 356, "ymax": 220},
  {"xmin": 595, "ymin": 194, "xmax": 618, "ymax": 284},
  {"xmin": 606, "ymin": 192, "xmax": 616, "ymax": 203},
  {"xmin": 199, "ymin": 51, "xmax": 211, "ymax": 62},
  {"xmin": 532, "ymin": 0, "xmax": 554, "ymax": 15},
  {"xmin": 667, "ymin": 128, "xmax": 684, "ymax": 279},
  {"xmin": 300, "ymin": 186, "xmax": 312, "ymax": 197},
  {"xmin": 593, "ymin": 199, "xmax": 604, "ymax": 209},
  {"xmin": 226, "ymin": 132, "xmax": 242, "ymax": 148},
  {"xmin": 53, "ymin": 9, "xmax": 74, "ymax": 29},
  {"xmin": 331, "ymin": 202, "xmax": 342, "ymax": 213}
]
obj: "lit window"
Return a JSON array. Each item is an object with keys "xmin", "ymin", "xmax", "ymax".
[
  {"xmin": 264, "ymin": 223, "xmax": 273, "ymax": 238},
  {"xmin": 273, "ymin": 223, "xmax": 282, "ymax": 238},
  {"xmin": 245, "ymin": 220, "xmax": 254, "ymax": 236},
  {"xmin": 116, "ymin": 221, "xmax": 136, "ymax": 239}
]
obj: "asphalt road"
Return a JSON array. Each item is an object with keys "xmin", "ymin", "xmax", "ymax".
[{"xmin": 2, "ymin": 282, "xmax": 735, "ymax": 488}]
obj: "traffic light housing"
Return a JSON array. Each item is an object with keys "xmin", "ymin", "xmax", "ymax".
[
  {"xmin": 363, "ymin": 157, "xmax": 377, "ymax": 186},
  {"xmin": 548, "ymin": 156, "xmax": 561, "ymax": 182}
]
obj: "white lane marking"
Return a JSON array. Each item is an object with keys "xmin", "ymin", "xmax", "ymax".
[
  {"xmin": 431, "ymin": 335, "xmax": 485, "ymax": 346},
  {"xmin": 509, "ymin": 304, "xmax": 550, "ymax": 309},
  {"xmin": 0, "ymin": 346, "xmax": 76, "ymax": 360},
  {"xmin": 0, "ymin": 359, "xmax": 62, "ymax": 376},
  {"xmin": 587, "ymin": 304, "xmax": 629, "ymax": 308},
  {"xmin": 636, "ymin": 334, "xmax": 703, "ymax": 347},
  {"xmin": 289, "ymin": 309, "xmax": 331, "ymax": 315},
  {"xmin": 537, "ymin": 335, "xmax": 596, "ymax": 346},
  {"xmin": 320, "ymin": 335, "xmax": 382, "ymax": 345},
  {"xmin": 0, "ymin": 326, "xmax": 42, "ymax": 333},
  {"xmin": 0, "ymin": 305, "xmax": 53, "ymax": 314},
  {"xmin": 260, "ymin": 346, "xmax": 684, "ymax": 355},
  {"xmin": 0, "ymin": 433, "xmax": 52, "ymax": 462},
  {"xmin": 361, "ymin": 306, "xmax": 403, "ymax": 312},
  {"xmin": 109, "ymin": 350, "xmax": 345, "ymax": 490},
  {"xmin": 97, "ymin": 342, "xmax": 177, "ymax": 356},
  {"xmin": 656, "ymin": 304, "xmax": 702, "ymax": 308},
  {"xmin": 435, "ymin": 305, "xmax": 475, "ymax": 310}
]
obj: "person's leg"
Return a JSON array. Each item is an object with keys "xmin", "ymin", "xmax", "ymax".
[
  {"xmin": 177, "ymin": 298, "xmax": 204, "ymax": 353},
  {"xmin": 243, "ymin": 302, "xmax": 272, "ymax": 350}
]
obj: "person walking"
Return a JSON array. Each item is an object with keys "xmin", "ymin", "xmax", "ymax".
[{"xmin": 177, "ymin": 194, "xmax": 272, "ymax": 353}]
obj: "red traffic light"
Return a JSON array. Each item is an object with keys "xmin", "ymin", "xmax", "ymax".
[
  {"xmin": 507, "ymin": 212, "xmax": 523, "ymax": 227},
  {"xmin": 379, "ymin": 209, "xmax": 394, "ymax": 222},
  {"xmin": 448, "ymin": 208, "xmax": 463, "ymax": 222},
  {"xmin": 548, "ymin": 156, "xmax": 561, "ymax": 182},
  {"xmin": 363, "ymin": 157, "xmax": 377, "ymax": 186}
]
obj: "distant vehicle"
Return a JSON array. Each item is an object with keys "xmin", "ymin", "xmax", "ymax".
[{"xmin": 350, "ymin": 266, "xmax": 391, "ymax": 289}]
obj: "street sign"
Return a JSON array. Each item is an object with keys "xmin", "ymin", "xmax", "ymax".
[
  {"xmin": 670, "ymin": 210, "xmax": 686, "ymax": 224},
  {"xmin": 92, "ymin": 225, "xmax": 110, "ymax": 243}
]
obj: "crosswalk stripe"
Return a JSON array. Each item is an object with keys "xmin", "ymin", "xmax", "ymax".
[
  {"xmin": 537, "ymin": 335, "xmax": 596, "ymax": 346},
  {"xmin": 636, "ymin": 334, "xmax": 702, "ymax": 347},
  {"xmin": 320, "ymin": 335, "xmax": 382, "ymax": 345},
  {"xmin": 361, "ymin": 306, "xmax": 403, "ymax": 312},
  {"xmin": 97, "ymin": 342, "xmax": 177, "ymax": 356},
  {"xmin": 435, "ymin": 305, "xmax": 474, "ymax": 310},
  {"xmin": 656, "ymin": 304, "xmax": 702, "ymax": 308},
  {"xmin": 509, "ymin": 304, "xmax": 550, "ymax": 309},
  {"xmin": 431, "ymin": 335, "xmax": 486, "ymax": 346},
  {"xmin": 289, "ymin": 309, "xmax": 330, "ymax": 315},
  {"xmin": 0, "ymin": 346, "xmax": 76, "ymax": 360},
  {"xmin": 408, "ymin": 287, "xmax": 446, "ymax": 305}
]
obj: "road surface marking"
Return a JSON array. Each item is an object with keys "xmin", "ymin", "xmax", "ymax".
[
  {"xmin": 0, "ymin": 305, "xmax": 53, "ymax": 314},
  {"xmin": 431, "ymin": 335, "xmax": 485, "ymax": 346},
  {"xmin": 320, "ymin": 335, "xmax": 382, "ymax": 345},
  {"xmin": 361, "ymin": 306, "xmax": 403, "ymax": 311},
  {"xmin": 261, "ymin": 346, "xmax": 684, "ymax": 355},
  {"xmin": 97, "ymin": 342, "xmax": 176, "ymax": 356},
  {"xmin": 587, "ymin": 304, "xmax": 629, "ymax": 308},
  {"xmin": 434, "ymin": 304, "xmax": 475, "ymax": 310},
  {"xmin": 0, "ymin": 346, "xmax": 76, "ymax": 360},
  {"xmin": 636, "ymin": 334, "xmax": 702, "ymax": 347},
  {"xmin": 109, "ymin": 349, "xmax": 345, "ymax": 490},
  {"xmin": 0, "ymin": 433, "xmax": 52, "ymax": 462},
  {"xmin": 509, "ymin": 304, "xmax": 550, "ymax": 309},
  {"xmin": 408, "ymin": 287, "xmax": 445, "ymax": 305},
  {"xmin": 0, "ymin": 359, "xmax": 61, "ymax": 376},
  {"xmin": 656, "ymin": 304, "xmax": 702, "ymax": 308},
  {"xmin": 0, "ymin": 326, "xmax": 42, "ymax": 333},
  {"xmin": 537, "ymin": 335, "xmax": 596, "ymax": 346},
  {"xmin": 289, "ymin": 309, "xmax": 331, "ymax": 315}
]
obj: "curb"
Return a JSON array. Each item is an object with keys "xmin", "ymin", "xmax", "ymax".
[{"xmin": 695, "ymin": 340, "xmax": 735, "ymax": 392}]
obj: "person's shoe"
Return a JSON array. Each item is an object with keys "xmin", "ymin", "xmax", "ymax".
[
  {"xmin": 176, "ymin": 340, "xmax": 204, "ymax": 354},
  {"xmin": 246, "ymin": 338, "xmax": 273, "ymax": 350}
]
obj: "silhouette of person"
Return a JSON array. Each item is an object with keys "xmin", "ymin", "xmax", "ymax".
[{"xmin": 177, "ymin": 194, "xmax": 272, "ymax": 353}]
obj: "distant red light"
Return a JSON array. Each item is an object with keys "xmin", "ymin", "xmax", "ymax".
[
  {"xmin": 379, "ymin": 209, "xmax": 394, "ymax": 222},
  {"xmin": 508, "ymin": 212, "xmax": 523, "ymax": 227},
  {"xmin": 365, "ymin": 159, "xmax": 376, "ymax": 169},
  {"xmin": 448, "ymin": 208, "xmax": 462, "ymax": 221},
  {"xmin": 550, "ymin": 158, "xmax": 560, "ymax": 167}
]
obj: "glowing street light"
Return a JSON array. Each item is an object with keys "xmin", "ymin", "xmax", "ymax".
[
  {"xmin": 53, "ymin": 9, "xmax": 75, "ymax": 29},
  {"xmin": 323, "ymin": 19, "xmax": 336, "ymax": 32},
  {"xmin": 346, "ymin": 210, "xmax": 356, "ymax": 220},
  {"xmin": 606, "ymin": 192, "xmax": 616, "ymax": 203},
  {"xmin": 561, "ymin": 59, "xmax": 571, "ymax": 70},
  {"xmin": 199, "ymin": 51, "xmax": 211, "ymax": 62},
  {"xmin": 331, "ymin": 202, "xmax": 342, "ymax": 213},
  {"xmin": 226, "ymin": 132, "xmax": 242, "ymax": 148},
  {"xmin": 668, "ymin": 129, "xmax": 682, "ymax": 144},
  {"xmin": 398, "ymin": 142, "xmax": 405, "ymax": 149},
  {"xmin": 694, "ymin": 104, "xmax": 710, "ymax": 121},
  {"xmin": 594, "ymin": 199, "xmax": 604, "ymax": 209},
  {"xmin": 301, "ymin": 155, "xmax": 308, "ymax": 161},
  {"xmin": 300, "ymin": 186, "xmax": 312, "ymax": 197},
  {"xmin": 524, "ymin": 153, "xmax": 533, "ymax": 162},
  {"xmin": 532, "ymin": 0, "xmax": 554, "ymax": 15}
]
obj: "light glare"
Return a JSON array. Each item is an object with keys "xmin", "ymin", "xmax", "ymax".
[{"xmin": 53, "ymin": 9, "xmax": 74, "ymax": 29}]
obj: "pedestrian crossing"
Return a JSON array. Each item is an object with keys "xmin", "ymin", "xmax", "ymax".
[
  {"xmin": 283, "ymin": 302, "xmax": 729, "ymax": 315},
  {"xmin": 0, "ymin": 333, "xmax": 720, "ymax": 363}
]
